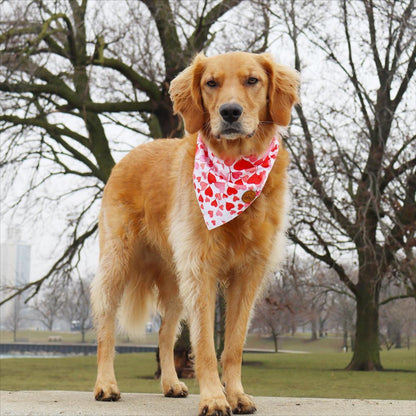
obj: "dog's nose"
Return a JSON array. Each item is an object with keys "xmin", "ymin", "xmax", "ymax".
[{"xmin": 219, "ymin": 103, "xmax": 243, "ymax": 123}]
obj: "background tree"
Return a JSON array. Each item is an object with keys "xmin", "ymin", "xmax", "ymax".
[
  {"xmin": 0, "ymin": 0, "xmax": 273, "ymax": 302},
  {"xmin": 251, "ymin": 274, "xmax": 292, "ymax": 352},
  {"xmin": 274, "ymin": 0, "xmax": 416, "ymax": 369},
  {"xmin": 4, "ymin": 296, "xmax": 26, "ymax": 342},
  {"xmin": 30, "ymin": 281, "xmax": 65, "ymax": 330},
  {"xmin": 62, "ymin": 277, "xmax": 93, "ymax": 342},
  {"xmin": 331, "ymin": 291, "xmax": 356, "ymax": 352}
]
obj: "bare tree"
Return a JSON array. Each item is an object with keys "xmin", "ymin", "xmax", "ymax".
[
  {"xmin": 0, "ymin": 0, "xmax": 274, "ymax": 302},
  {"xmin": 250, "ymin": 257, "xmax": 310, "ymax": 350},
  {"xmin": 331, "ymin": 291, "xmax": 356, "ymax": 352},
  {"xmin": 273, "ymin": 0, "xmax": 416, "ymax": 369},
  {"xmin": 380, "ymin": 293, "xmax": 416, "ymax": 350},
  {"xmin": 251, "ymin": 275, "xmax": 292, "ymax": 352},
  {"xmin": 3, "ymin": 296, "xmax": 26, "ymax": 342},
  {"xmin": 30, "ymin": 281, "xmax": 65, "ymax": 330},
  {"xmin": 62, "ymin": 277, "xmax": 92, "ymax": 342}
]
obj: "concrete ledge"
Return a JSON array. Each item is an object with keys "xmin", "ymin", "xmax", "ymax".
[{"xmin": 1, "ymin": 391, "xmax": 415, "ymax": 416}]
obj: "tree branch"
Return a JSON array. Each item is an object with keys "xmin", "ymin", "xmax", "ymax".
[
  {"xmin": 295, "ymin": 104, "xmax": 357, "ymax": 239},
  {"xmin": 342, "ymin": 0, "xmax": 374, "ymax": 135},
  {"xmin": 380, "ymin": 156, "xmax": 416, "ymax": 193},
  {"xmin": 392, "ymin": 42, "xmax": 416, "ymax": 112},
  {"xmin": 383, "ymin": 172, "xmax": 416, "ymax": 261},
  {"xmin": 80, "ymin": 100, "xmax": 155, "ymax": 113},
  {"xmin": 140, "ymin": 0, "xmax": 183, "ymax": 81},
  {"xmin": 379, "ymin": 294, "xmax": 415, "ymax": 306},
  {"xmin": 187, "ymin": 0, "xmax": 244, "ymax": 55},
  {"xmin": 363, "ymin": 0, "xmax": 384, "ymax": 82},
  {"xmin": 0, "ymin": 114, "xmax": 107, "ymax": 180},
  {"xmin": 288, "ymin": 228, "xmax": 357, "ymax": 296},
  {"xmin": 92, "ymin": 56, "xmax": 161, "ymax": 100}
]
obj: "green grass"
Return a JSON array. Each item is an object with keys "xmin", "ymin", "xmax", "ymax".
[
  {"xmin": 240, "ymin": 349, "xmax": 416, "ymax": 399},
  {"xmin": 1, "ymin": 349, "xmax": 415, "ymax": 400},
  {"xmin": 245, "ymin": 334, "xmax": 345, "ymax": 352}
]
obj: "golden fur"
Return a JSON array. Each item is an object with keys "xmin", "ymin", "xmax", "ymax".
[{"xmin": 91, "ymin": 51, "xmax": 299, "ymax": 416}]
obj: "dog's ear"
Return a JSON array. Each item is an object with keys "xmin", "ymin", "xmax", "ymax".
[
  {"xmin": 258, "ymin": 53, "xmax": 299, "ymax": 126},
  {"xmin": 169, "ymin": 54, "xmax": 205, "ymax": 134}
]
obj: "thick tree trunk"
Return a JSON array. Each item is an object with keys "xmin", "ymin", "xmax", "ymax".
[
  {"xmin": 346, "ymin": 286, "xmax": 382, "ymax": 370},
  {"xmin": 154, "ymin": 91, "xmax": 182, "ymax": 138}
]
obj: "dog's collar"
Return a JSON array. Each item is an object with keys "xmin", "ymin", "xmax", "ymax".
[{"xmin": 193, "ymin": 134, "xmax": 279, "ymax": 230}]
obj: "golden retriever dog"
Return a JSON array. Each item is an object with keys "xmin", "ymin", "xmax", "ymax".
[{"xmin": 91, "ymin": 51, "xmax": 299, "ymax": 416}]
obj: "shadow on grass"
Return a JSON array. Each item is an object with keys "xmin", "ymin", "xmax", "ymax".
[{"xmin": 330, "ymin": 368, "xmax": 416, "ymax": 373}]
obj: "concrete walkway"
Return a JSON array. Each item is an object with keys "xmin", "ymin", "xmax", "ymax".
[{"xmin": 1, "ymin": 391, "xmax": 415, "ymax": 416}]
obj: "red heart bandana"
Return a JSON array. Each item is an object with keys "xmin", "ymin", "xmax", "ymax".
[{"xmin": 193, "ymin": 135, "xmax": 280, "ymax": 230}]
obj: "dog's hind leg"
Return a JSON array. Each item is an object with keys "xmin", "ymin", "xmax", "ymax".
[
  {"xmin": 157, "ymin": 276, "xmax": 188, "ymax": 398},
  {"xmin": 90, "ymin": 238, "xmax": 132, "ymax": 401}
]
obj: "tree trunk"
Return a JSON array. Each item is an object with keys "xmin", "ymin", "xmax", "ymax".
[
  {"xmin": 291, "ymin": 320, "xmax": 296, "ymax": 336},
  {"xmin": 319, "ymin": 316, "xmax": 325, "ymax": 338},
  {"xmin": 346, "ymin": 288, "xmax": 382, "ymax": 370},
  {"xmin": 343, "ymin": 320, "xmax": 348, "ymax": 352},
  {"xmin": 311, "ymin": 317, "xmax": 317, "ymax": 340},
  {"xmin": 154, "ymin": 92, "xmax": 182, "ymax": 138},
  {"xmin": 272, "ymin": 329, "xmax": 279, "ymax": 353}
]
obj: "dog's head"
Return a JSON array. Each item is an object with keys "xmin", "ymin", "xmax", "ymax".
[{"xmin": 169, "ymin": 52, "xmax": 299, "ymax": 153}]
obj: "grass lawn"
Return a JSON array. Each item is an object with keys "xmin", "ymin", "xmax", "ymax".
[{"xmin": 1, "ymin": 349, "xmax": 415, "ymax": 400}]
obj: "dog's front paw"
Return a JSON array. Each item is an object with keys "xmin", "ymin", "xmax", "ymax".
[
  {"xmin": 163, "ymin": 380, "xmax": 189, "ymax": 398},
  {"xmin": 94, "ymin": 380, "xmax": 120, "ymax": 401},
  {"xmin": 198, "ymin": 395, "xmax": 231, "ymax": 416},
  {"xmin": 226, "ymin": 392, "xmax": 256, "ymax": 414}
]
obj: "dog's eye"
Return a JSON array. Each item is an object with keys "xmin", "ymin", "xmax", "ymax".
[
  {"xmin": 206, "ymin": 80, "xmax": 217, "ymax": 87},
  {"xmin": 247, "ymin": 77, "xmax": 258, "ymax": 85}
]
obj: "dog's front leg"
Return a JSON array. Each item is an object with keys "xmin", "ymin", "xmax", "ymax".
[
  {"xmin": 187, "ymin": 275, "xmax": 231, "ymax": 416},
  {"xmin": 221, "ymin": 272, "xmax": 262, "ymax": 414}
]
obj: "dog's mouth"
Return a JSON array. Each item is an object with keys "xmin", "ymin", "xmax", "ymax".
[
  {"xmin": 215, "ymin": 124, "xmax": 256, "ymax": 140},
  {"xmin": 222, "ymin": 127, "xmax": 242, "ymax": 135}
]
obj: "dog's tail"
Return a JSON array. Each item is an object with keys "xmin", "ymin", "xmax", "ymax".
[{"xmin": 117, "ymin": 276, "xmax": 156, "ymax": 339}]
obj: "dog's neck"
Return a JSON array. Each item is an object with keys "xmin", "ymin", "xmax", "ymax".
[
  {"xmin": 193, "ymin": 134, "xmax": 280, "ymax": 230},
  {"xmin": 200, "ymin": 123, "xmax": 280, "ymax": 160}
]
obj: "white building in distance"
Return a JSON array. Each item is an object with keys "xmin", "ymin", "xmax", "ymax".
[{"xmin": 0, "ymin": 227, "xmax": 31, "ymax": 330}]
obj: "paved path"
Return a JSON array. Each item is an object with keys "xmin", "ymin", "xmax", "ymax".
[{"xmin": 1, "ymin": 391, "xmax": 415, "ymax": 416}]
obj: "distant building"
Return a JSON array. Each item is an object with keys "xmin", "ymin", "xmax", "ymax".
[{"xmin": 0, "ymin": 227, "xmax": 31, "ymax": 330}]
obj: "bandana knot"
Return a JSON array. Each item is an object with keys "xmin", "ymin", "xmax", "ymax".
[{"xmin": 193, "ymin": 135, "xmax": 279, "ymax": 229}]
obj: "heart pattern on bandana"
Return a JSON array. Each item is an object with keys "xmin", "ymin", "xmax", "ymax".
[{"xmin": 193, "ymin": 134, "xmax": 279, "ymax": 230}]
